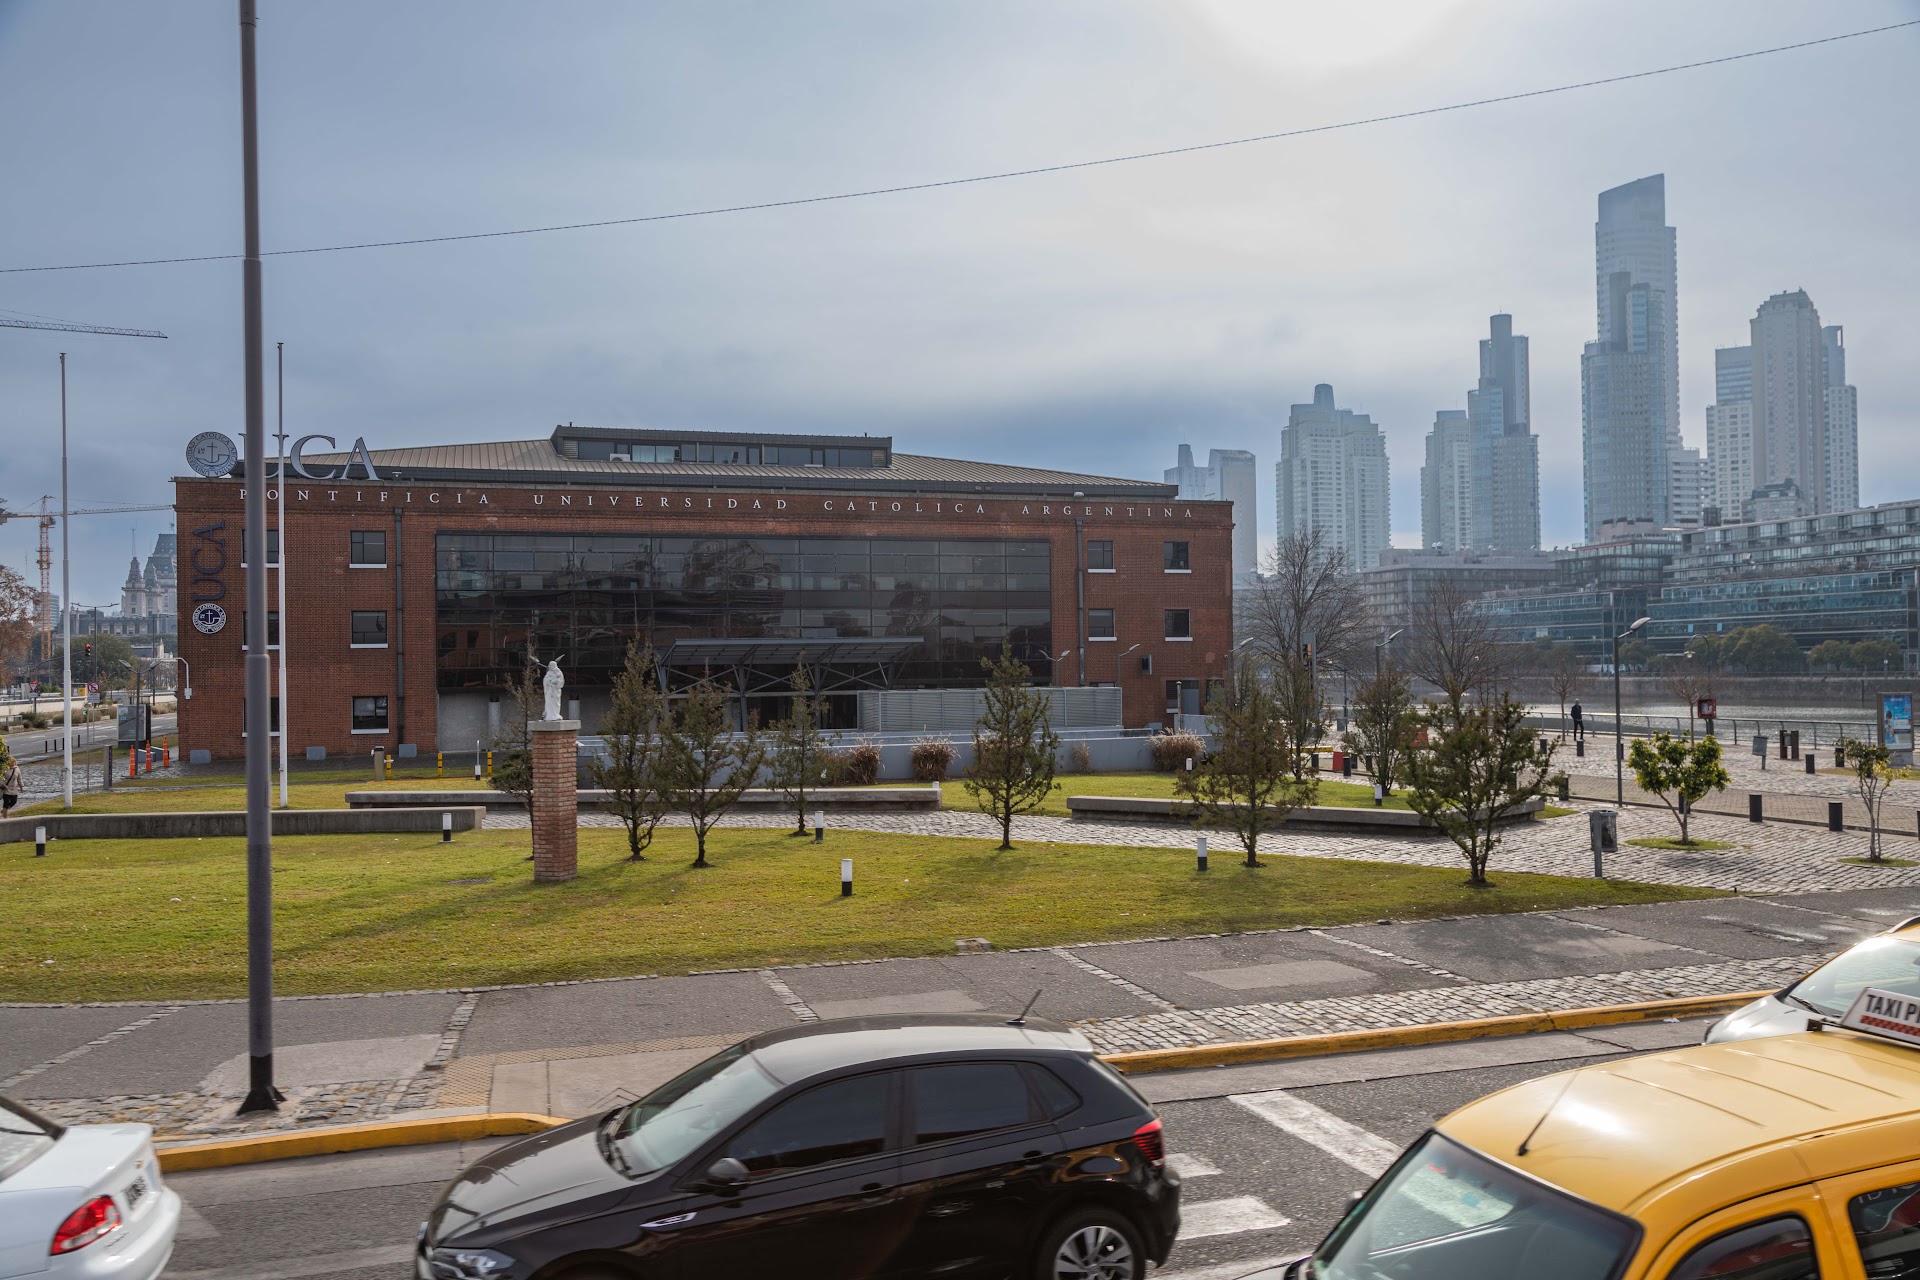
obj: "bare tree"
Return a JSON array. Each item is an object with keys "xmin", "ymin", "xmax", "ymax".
[
  {"xmin": 585, "ymin": 644, "xmax": 671, "ymax": 861},
  {"xmin": 659, "ymin": 674, "xmax": 771, "ymax": 869},
  {"xmin": 1176, "ymin": 664, "xmax": 1315, "ymax": 866},
  {"xmin": 769, "ymin": 666, "xmax": 832, "ymax": 836},
  {"xmin": 488, "ymin": 652, "xmax": 544, "ymax": 814},
  {"xmin": 1541, "ymin": 645, "xmax": 1585, "ymax": 740},
  {"xmin": 1405, "ymin": 579, "xmax": 1509, "ymax": 722},
  {"xmin": 1244, "ymin": 528, "xmax": 1372, "ymax": 675}
]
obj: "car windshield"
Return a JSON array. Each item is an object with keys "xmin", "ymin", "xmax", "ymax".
[
  {"xmin": 0, "ymin": 1097, "xmax": 59, "ymax": 1182},
  {"xmin": 611, "ymin": 1044, "xmax": 782, "ymax": 1177},
  {"xmin": 1788, "ymin": 935, "xmax": 1920, "ymax": 1018},
  {"xmin": 1310, "ymin": 1132, "xmax": 1638, "ymax": 1280}
]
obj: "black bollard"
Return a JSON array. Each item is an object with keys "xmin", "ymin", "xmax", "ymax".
[
  {"xmin": 1828, "ymin": 801, "xmax": 1844, "ymax": 832},
  {"xmin": 1805, "ymin": 753, "xmax": 1816, "ymax": 775},
  {"xmin": 1749, "ymin": 793, "xmax": 1763, "ymax": 823}
]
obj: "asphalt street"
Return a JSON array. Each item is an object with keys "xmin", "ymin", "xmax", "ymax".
[
  {"xmin": 154, "ymin": 1019, "xmax": 1711, "ymax": 1280},
  {"xmin": 1, "ymin": 711, "xmax": 177, "ymax": 758}
]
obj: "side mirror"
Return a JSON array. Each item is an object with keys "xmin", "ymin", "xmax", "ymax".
[{"xmin": 699, "ymin": 1156, "xmax": 749, "ymax": 1192}]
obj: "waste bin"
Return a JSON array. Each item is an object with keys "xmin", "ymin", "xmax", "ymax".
[{"xmin": 1588, "ymin": 809, "xmax": 1618, "ymax": 878}]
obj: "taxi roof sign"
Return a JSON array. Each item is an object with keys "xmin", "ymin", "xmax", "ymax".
[{"xmin": 1840, "ymin": 986, "xmax": 1920, "ymax": 1048}]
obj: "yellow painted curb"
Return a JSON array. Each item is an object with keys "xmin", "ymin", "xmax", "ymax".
[
  {"xmin": 156, "ymin": 1112, "xmax": 567, "ymax": 1172},
  {"xmin": 1101, "ymin": 989, "xmax": 1773, "ymax": 1075}
]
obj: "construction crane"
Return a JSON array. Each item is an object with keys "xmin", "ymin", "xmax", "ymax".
[
  {"xmin": 0, "ymin": 314, "xmax": 167, "ymax": 339},
  {"xmin": 0, "ymin": 501, "xmax": 175, "ymax": 661}
]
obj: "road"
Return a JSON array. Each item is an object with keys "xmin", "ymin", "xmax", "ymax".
[
  {"xmin": 2, "ymin": 712, "xmax": 177, "ymax": 760},
  {"xmin": 155, "ymin": 1018, "xmax": 1710, "ymax": 1280}
]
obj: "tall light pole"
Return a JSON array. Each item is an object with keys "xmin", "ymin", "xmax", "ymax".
[
  {"xmin": 1613, "ymin": 615, "xmax": 1651, "ymax": 807},
  {"xmin": 58, "ymin": 354, "xmax": 72, "ymax": 808},
  {"xmin": 1375, "ymin": 628, "xmax": 1403, "ymax": 681},
  {"xmin": 236, "ymin": 0, "xmax": 278, "ymax": 1115},
  {"xmin": 275, "ymin": 342, "xmax": 289, "ymax": 808}
]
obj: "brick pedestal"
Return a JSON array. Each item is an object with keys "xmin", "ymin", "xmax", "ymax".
[{"xmin": 529, "ymin": 720, "xmax": 579, "ymax": 883}]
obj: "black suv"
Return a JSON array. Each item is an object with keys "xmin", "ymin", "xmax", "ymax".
[{"xmin": 419, "ymin": 1013, "xmax": 1179, "ymax": 1280}]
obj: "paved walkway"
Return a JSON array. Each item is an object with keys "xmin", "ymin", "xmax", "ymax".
[{"xmin": 9, "ymin": 883, "xmax": 1918, "ymax": 1141}]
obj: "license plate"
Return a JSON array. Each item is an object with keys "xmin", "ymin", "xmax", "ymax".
[{"xmin": 124, "ymin": 1174, "xmax": 148, "ymax": 1209}]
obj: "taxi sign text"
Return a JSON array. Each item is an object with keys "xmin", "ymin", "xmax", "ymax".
[{"xmin": 1841, "ymin": 986, "xmax": 1920, "ymax": 1047}]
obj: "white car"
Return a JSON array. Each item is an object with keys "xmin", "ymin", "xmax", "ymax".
[
  {"xmin": 1704, "ymin": 913, "xmax": 1920, "ymax": 1043},
  {"xmin": 0, "ymin": 1096, "xmax": 179, "ymax": 1280}
]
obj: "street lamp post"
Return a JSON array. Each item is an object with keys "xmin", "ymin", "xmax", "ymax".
[
  {"xmin": 1374, "ymin": 628, "xmax": 1403, "ymax": 682},
  {"xmin": 1613, "ymin": 616, "xmax": 1651, "ymax": 807}
]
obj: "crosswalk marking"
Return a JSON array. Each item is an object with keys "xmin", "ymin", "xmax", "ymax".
[
  {"xmin": 1229, "ymin": 1089, "xmax": 1402, "ymax": 1178},
  {"xmin": 1177, "ymin": 1195, "xmax": 1291, "ymax": 1240},
  {"xmin": 1168, "ymin": 1152, "xmax": 1222, "ymax": 1178}
]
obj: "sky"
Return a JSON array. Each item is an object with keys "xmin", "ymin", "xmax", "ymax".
[{"xmin": 2, "ymin": 0, "xmax": 1917, "ymax": 607}]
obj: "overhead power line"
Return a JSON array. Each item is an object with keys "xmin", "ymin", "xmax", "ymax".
[{"xmin": 3, "ymin": 18, "xmax": 1914, "ymax": 276}]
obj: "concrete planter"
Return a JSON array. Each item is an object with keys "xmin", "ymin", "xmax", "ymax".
[
  {"xmin": 343, "ymin": 785, "xmax": 943, "ymax": 811},
  {"xmin": 1064, "ymin": 794, "xmax": 1545, "ymax": 832},
  {"xmin": 0, "ymin": 805, "xmax": 487, "ymax": 843}
]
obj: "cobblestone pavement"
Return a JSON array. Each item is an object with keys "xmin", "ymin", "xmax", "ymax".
[{"xmin": 484, "ymin": 799, "xmax": 1920, "ymax": 893}]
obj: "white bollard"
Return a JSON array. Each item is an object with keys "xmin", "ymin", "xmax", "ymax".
[
  {"xmin": 1196, "ymin": 834, "xmax": 1208, "ymax": 873},
  {"xmin": 840, "ymin": 857, "xmax": 853, "ymax": 897},
  {"xmin": 441, "ymin": 812, "xmax": 453, "ymax": 843},
  {"xmin": 35, "ymin": 825, "xmax": 47, "ymax": 858}
]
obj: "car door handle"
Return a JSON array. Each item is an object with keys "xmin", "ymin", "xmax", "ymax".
[{"xmin": 859, "ymin": 1182, "xmax": 890, "ymax": 1199}]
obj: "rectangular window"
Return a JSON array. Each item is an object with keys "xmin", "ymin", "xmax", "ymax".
[
  {"xmin": 351, "ymin": 695, "xmax": 390, "ymax": 733},
  {"xmin": 240, "ymin": 611, "xmax": 280, "ymax": 649},
  {"xmin": 1164, "ymin": 608, "xmax": 1191, "ymax": 639},
  {"xmin": 350, "ymin": 611, "xmax": 389, "ymax": 647},
  {"xmin": 240, "ymin": 695, "xmax": 280, "ymax": 735},
  {"xmin": 1088, "ymin": 608, "xmax": 1116, "ymax": 640},
  {"xmin": 1163, "ymin": 541, "xmax": 1190, "ymax": 571},
  {"xmin": 1086, "ymin": 540, "xmax": 1114, "ymax": 571},
  {"xmin": 1851, "ymin": 1181, "xmax": 1920, "ymax": 1277},
  {"xmin": 911, "ymin": 1064, "xmax": 1035, "ymax": 1144},
  {"xmin": 350, "ymin": 530, "xmax": 388, "ymax": 567},
  {"xmin": 241, "ymin": 528, "xmax": 280, "ymax": 568}
]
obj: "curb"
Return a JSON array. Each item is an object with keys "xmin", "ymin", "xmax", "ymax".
[
  {"xmin": 1100, "ymin": 989, "xmax": 1770, "ymax": 1075},
  {"xmin": 156, "ymin": 1112, "xmax": 567, "ymax": 1173}
]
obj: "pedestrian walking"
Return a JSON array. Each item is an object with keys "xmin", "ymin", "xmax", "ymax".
[
  {"xmin": 1570, "ymin": 700, "xmax": 1585, "ymax": 741},
  {"xmin": 1, "ymin": 747, "xmax": 22, "ymax": 816}
]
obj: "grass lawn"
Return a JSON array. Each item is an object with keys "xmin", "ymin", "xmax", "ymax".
[
  {"xmin": 16, "ymin": 774, "xmax": 487, "ymax": 817},
  {"xmin": 930, "ymin": 771, "xmax": 1418, "ymax": 818},
  {"xmin": 1, "ymin": 826, "xmax": 1722, "ymax": 1002},
  {"xmin": 1841, "ymin": 855, "xmax": 1919, "ymax": 867},
  {"xmin": 1627, "ymin": 836, "xmax": 1736, "ymax": 852}
]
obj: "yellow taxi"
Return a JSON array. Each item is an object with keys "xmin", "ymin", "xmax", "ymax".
[{"xmin": 1270, "ymin": 986, "xmax": 1920, "ymax": 1279}]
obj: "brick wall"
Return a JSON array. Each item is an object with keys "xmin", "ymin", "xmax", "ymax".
[{"xmin": 175, "ymin": 477, "xmax": 1233, "ymax": 758}]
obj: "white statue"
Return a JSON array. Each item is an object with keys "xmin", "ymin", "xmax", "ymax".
[{"xmin": 542, "ymin": 658, "xmax": 565, "ymax": 721}]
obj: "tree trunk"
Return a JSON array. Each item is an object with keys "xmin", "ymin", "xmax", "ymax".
[
  {"xmin": 1679, "ymin": 806, "xmax": 1689, "ymax": 845},
  {"xmin": 999, "ymin": 805, "xmax": 1013, "ymax": 851}
]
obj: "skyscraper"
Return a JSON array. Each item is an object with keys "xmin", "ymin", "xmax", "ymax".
[
  {"xmin": 1823, "ymin": 325, "xmax": 1859, "ymax": 512},
  {"xmin": 1582, "ymin": 176, "xmax": 1682, "ymax": 541},
  {"xmin": 1751, "ymin": 289, "xmax": 1827, "ymax": 517},
  {"xmin": 1705, "ymin": 345, "xmax": 1755, "ymax": 517},
  {"xmin": 1420, "ymin": 315, "xmax": 1539, "ymax": 551},
  {"xmin": 1166, "ymin": 443, "xmax": 1260, "ymax": 580},
  {"xmin": 1278, "ymin": 384, "xmax": 1390, "ymax": 569}
]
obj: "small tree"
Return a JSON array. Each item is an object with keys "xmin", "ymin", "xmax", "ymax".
[
  {"xmin": 1403, "ymin": 695, "xmax": 1556, "ymax": 886},
  {"xmin": 962, "ymin": 653, "xmax": 1060, "ymax": 850},
  {"xmin": 1272, "ymin": 653, "xmax": 1328, "ymax": 781},
  {"xmin": 1541, "ymin": 645, "xmax": 1585, "ymax": 739},
  {"xmin": 1839, "ymin": 737, "xmax": 1895, "ymax": 863},
  {"xmin": 1345, "ymin": 667, "xmax": 1416, "ymax": 795},
  {"xmin": 1626, "ymin": 732, "xmax": 1730, "ymax": 845},
  {"xmin": 659, "ymin": 674, "xmax": 770, "ymax": 868},
  {"xmin": 488, "ymin": 652, "xmax": 544, "ymax": 815},
  {"xmin": 769, "ymin": 667, "xmax": 831, "ymax": 836},
  {"xmin": 1176, "ymin": 665, "xmax": 1314, "ymax": 867},
  {"xmin": 584, "ymin": 644, "xmax": 670, "ymax": 861}
]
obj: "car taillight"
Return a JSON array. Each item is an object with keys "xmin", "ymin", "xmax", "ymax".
[
  {"xmin": 51, "ymin": 1195, "xmax": 122, "ymax": 1254},
  {"xmin": 1131, "ymin": 1117, "xmax": 1165, "ymax": 1168}
]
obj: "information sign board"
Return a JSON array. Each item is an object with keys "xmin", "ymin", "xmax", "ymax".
[
  {"xmin": 1696, "ymin": 697, "xmax": 1717, "ymax": 720},
  {"xmin": 1883, "ymin": 693, "xmax": 1914, "ymax": 752}
]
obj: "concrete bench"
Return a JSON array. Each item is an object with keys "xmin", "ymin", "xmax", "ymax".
[
  {"xmin": 1063, "ymin": 794, "xmax": 1544, "ymax": 832},
  {"xmin": 0, "ymin": 806, "xmax": 488, "ymax": 843}
]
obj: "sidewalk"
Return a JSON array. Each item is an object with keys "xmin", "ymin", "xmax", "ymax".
[{"xmin": 9, "ymin": 884, "xmax": 1917, "ymax": 1141}]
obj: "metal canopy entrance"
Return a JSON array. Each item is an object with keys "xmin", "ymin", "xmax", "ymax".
[{"xmin": 660, "ymin": 636, "xmax": 924, "ymax": 695}]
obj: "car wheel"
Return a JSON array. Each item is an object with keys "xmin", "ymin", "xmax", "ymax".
[{"xmin": 1035, "ymin": 1207, "xmax": 1145, "ymax": 1280}]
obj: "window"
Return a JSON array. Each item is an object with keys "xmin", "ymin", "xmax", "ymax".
[
  {"xmin": 911, "ymin": 1064, "xmax": 1034, "ymax": 1143},
  {"xmin": 1667, "ymin": 1216, "xmax": 1817, "ymax": 1280},
  {"xmin": 240, "ymin": 611, "xmax": 280, "ymax": 649},
  {"xmin": 1851, "ymin": 1180, "xmax": 1920, "ymax": 1278},
  {"xmin": 1165, "ymin": 608, "xmax": 1191, "ymax": 640},
  {"xmin": 351, "ymin": 695, "xmax": 389, "ymax": 733},
  {"xmin": 1026, "ymin": 1065, "xmax": 1081, "ymax": 1120},
  {"xmin": 1087, "ymin": 540, "xmax": 1114, "ymax": 571},
  {"xmin": 240, "ymin": 696, "xmax": 280, "ymax": 736},
  {"xmin": 349, "ymin": 530, "xmax": 387, "ymax": 567},
  {"xmin": 1164, "ymin": 541, "xmax": 1190, "ymax": 571},
  {"xmin": 1088, "ymin": 608, "xmax": 1116, "ymax": 640},
  {"xmin": 613, "ymin": 1044, "xmax": 780, "ymax": 1176},
  {"xmin": 350, "ymin": 611, "xmax": 389, "ymax": 647},
  {"xmin": 241, "ymin": 528, "xmax": 280, "ymax": 568},
  {"xmin": 1783, "ymin": 935, "xmax": 1920, "ymax": 1017},
  {"xmin": 727, "ymin": 1075, "xmax": 891, "ymax": 1176}
]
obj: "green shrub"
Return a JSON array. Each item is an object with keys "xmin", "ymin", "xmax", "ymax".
[
  {"xmin": 1149, "ymin": 730, "xmax": 1205, "ymax": 773},
  {"xmin": 909, "ymin": 738, "xmax": 954, "ymax": 782}
]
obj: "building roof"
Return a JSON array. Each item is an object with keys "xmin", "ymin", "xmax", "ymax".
[
  {"xmin": 1438, "ymin": 1029, "xmax": 1920, "ymax": 1219},
  {"xmin": 280, "ymin": 436, "xmax": 1178, "ymax": 499}
]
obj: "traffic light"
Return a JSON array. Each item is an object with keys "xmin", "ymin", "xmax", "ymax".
[{"xmin": 84, "ymin": 642, "xmax": 92, "ymax": 658}]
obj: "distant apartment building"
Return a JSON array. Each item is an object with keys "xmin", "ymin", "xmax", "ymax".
[
  {"xmin": 1166, "ymin": 443, "xmax": 1259, "ymax": 581},
  {"xmin": 1422, "ymin": 315, "xmax": 1540, "ymax": 551},
  {"xmin": 1277, "ymin": 384, "xmax": 1390, "ymax": 569},
  {"xmin": 1703, "ymin": 295, "xmax": 1857, "ymax": 519},
  {"xmin": 1358, "ymin": 547, "xmax": 1555, "ymax": 636},
  {"xmin": 1582, "ymin": 175, "xmax": 1686, "ymax": 543}
]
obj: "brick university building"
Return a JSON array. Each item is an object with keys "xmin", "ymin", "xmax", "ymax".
[{"xmin": 175, "ymin": 426, "xmax": 1233, "ymax": 759}]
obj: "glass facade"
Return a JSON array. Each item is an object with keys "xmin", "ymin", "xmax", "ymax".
[
  {"xmin": 1473, "ymin": 589, "xmax": 1648, "ymax": 660},
  {"xmin": 435, "ymin": 532, "xmax": 1052, "ymax": 690},
  {"xmin": 1647, "ymin": 571, "xmax": 1917, "ymax": 655}
]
